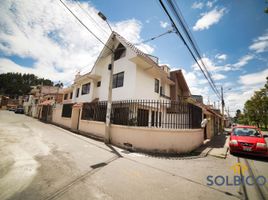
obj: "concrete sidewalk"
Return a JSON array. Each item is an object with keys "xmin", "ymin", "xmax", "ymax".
[{"xmin": 194, "ymin": 134, "xmax": 230, "ymax": 159}]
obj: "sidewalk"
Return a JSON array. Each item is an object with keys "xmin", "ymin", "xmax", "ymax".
[{"xmin": 194, "ymin": 133, "xmax": 230, "ymax": 159}]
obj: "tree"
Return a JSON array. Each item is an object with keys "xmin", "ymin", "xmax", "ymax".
[
  {"xmin": 0, "ymin": 72, "xmax": 54, "ymax": 97},
  {"xmin": 54, "ymin": 81, "xmax": 64, "ymax": 88},
  {"xmin": 243, "ymin": 77, "xmax": 268, "ymax": 129},
  {"xmin": 233, "ymin": 109, "xmax": 241, "ymax": 123}
]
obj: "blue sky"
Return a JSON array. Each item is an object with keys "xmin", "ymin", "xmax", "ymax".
[{"xmin": 0, "ymin": 0, "xmax": 267, "ymax": 115}]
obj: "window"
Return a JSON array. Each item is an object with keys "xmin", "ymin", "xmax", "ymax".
[
  {"xmin": 82, "ymin": 83, "xmax": 90, "ymax": 95},
  {"xmin": 112, "ymin": 72, "xmax": 124, "ymax": 88},
  {"xmin": 76, "ymin": 88, "xmax": 80, "ymax": 98},
  {"xmin": 154, "ymin": 79, "xmax": 159, "ymax": 93},
  {"xmin": 114, "ymin": 43, "xmax": 126, "ymax": 61},
  {"xmin": 160, "ymin": 85, "xmax": 165, "ymax": 95},
  {"xmin": 97, "ymin": 81, "xmax": 101, "ymax": 87},
  {"xmin": 61, "ymin": 104, "xmax": 73, "ymax": 118},
  {"xmin": 69, "ymin": 92, "xmax": 73, "ymax": 99},
  {"xmin": 64, "ymin": 93, "xmax": 68, "ymax": 100}
]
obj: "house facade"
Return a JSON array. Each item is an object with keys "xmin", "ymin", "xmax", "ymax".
[
  {"xmin": 51, "ymin": 32, "xmax": 204, "ymax": 154},
  {"xmin": 23, "ymin": 85, "xmax": 63, "ymax": 118}
]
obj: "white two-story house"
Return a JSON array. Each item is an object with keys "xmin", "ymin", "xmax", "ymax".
[
  {"xmin": 55, "ymin": 31, "xmax": 196, "ymax": 131},
  {"xmin": 63, "ymin": 32, "xmax": 176, "ymax": 105}
]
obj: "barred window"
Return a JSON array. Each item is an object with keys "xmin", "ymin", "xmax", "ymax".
[
  {"xmin": 61, "ymin": 104, "xmax": 73, "ymax": 118},
  {"xmin": 82, "ymin": 83, "xmax": 90, "ymax": 95}
]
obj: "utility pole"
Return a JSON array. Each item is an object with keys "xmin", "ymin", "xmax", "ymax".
[
  {"xmin": 98, "ymin": 11, "xmax": 114, "ymax": 144},
  {"xmin": 104, "ymin": 35, "xmax": 114, "ymax": 144},
  {"xmin": 221, "ymin": 86, "xmax": 225, "ymax": 132}
]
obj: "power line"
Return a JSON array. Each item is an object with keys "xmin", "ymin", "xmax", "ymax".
[
  {"xmin": 73, "ymin": 0, "xmax": 110, "ymax": 37},
  {"xmin": 133, "ymin": 28, "xmax": 175, "ymax": 45},
  {"xmin": 58, "ymin": 0, "xmax": 113, "ymax": 53},
  {"xmin": 168, "ymin": 0, "xmax": 221, "ymax": 98},
  {"xmin": 159, "ymin": 0, "xmax": 221, "ymax": 100}
]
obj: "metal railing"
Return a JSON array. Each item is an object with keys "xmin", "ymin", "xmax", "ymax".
[{"xmin": 81, "ymin": 99, "xmax": 202, "ymax": 129}]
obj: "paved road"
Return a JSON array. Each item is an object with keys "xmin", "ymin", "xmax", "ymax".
[{"xmin": 0, "ymin": 110, "xmax": 266, "ymax": 200}]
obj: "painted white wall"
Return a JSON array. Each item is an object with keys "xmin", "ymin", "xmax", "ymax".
[
  {"xmin": 93, "ymin": 47, "xmax": 137, "ymax": 101},
  {"xmin": 77, "ymin": 120, "xmax": 203, "ymax": 154},
  {"xmin": 64, "ymin": 38, "xmax": 173, "ymax": 103}
]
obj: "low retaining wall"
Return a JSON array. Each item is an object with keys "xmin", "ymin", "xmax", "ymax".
[
  {"xmin": 77, "ymin": 120, "xmax": 203, "ymax": 154},
  {"xmin": 79, "ymin": 120, "xmax": 105, "ymax": 138},
  {"xmin": 111, "ymin": 125, "xmax": 203, "ymax": 154},
  {"xmin": 52, "ymin": 106, "xmax": 72, "ymax": 129}
]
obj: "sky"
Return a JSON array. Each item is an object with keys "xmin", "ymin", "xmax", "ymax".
[{"xmin": 0, "ymin": 0, "xmax": 268, "ymax": 116}]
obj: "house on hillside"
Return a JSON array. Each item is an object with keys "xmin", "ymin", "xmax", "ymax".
[{"xmin": 52, "ymin": 31, "xmax": 204, "ymax": 154}]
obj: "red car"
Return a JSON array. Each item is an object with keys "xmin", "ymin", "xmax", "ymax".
[{"xmin": 229, "ymin": 125, "xmax": 268, "ymax": 157}]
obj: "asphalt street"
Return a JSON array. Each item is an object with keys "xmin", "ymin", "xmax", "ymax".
[{"xmin": 0, "ymin": 110, "xmax": 267, "ymax": 200}]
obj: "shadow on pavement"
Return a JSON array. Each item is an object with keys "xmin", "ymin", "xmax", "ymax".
[
  {"xmin": 231, "ymin": 153, "xmax": 268, "ymax": 162},
  {"xmin": 194, "ymin": 133, "xmax": 229, "ymax": 158}
]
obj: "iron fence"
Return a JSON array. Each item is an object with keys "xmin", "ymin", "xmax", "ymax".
[
  {"xmin": 62, "ymin": 103, "xmax": 73, "ymax": 118},
  {"xmin": 81, "ymin": 99, "xmax": 202, "ymax": 129}
]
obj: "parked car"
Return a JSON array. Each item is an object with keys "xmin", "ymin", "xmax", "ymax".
[
  {"xmin": 14, "ymin": 108, "xmax": 24, "ymax": 114},
  {"xmin": 229, "ymin": 125, "xmax": 268, "ymax": 157}
]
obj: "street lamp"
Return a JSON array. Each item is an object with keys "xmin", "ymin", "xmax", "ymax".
[
  {"xmin": 98, "ymin": 11, "xmax": 113, "ymax": 33},
  {"xmin": 98, "ymin": 11, "xmax": 114, "ymax": 144}
]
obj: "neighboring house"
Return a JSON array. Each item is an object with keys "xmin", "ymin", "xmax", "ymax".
[
  {"xmin": 188, "ymin": 97, "xmax": 223, "ymax": 139},
  {"xmin": 0, "ymin": 95, "xmax": 9, "ymax": 109},
  {"xmin": 23, "ymin": 85, "xmax": 63, "ymax": 119},
  {"xmin": 52, "ymin": 31, "xmax": 204, "ymax": 154},
  {"xmin": 170, "ymin": 69, "xmax": 191, "ymax": 101}
]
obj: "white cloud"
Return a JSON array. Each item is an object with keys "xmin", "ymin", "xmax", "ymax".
[
  {"xmin": 192, "ymin": 2, "xmax": 204, "ymax": 9},
  {"xmin": 206, "ymin": 1, "xmax": 213, "ymax": 8},
  {"xmin": 249, "ymin": 31, "xmax": 268, "ymax": 53},
  {"xmin": 225, "ymin": 84, "xmax": 265, "ymax": 116},
  {"xmin": 239, "ymin": 68, "xmax": 268, "ymax": 86},
  {"xmin": 160, "ymin": 21, "xmax": 169, "ymax": 29},
  {"xmin": 193, "ymin": 8, "xmax": 226, "ymax": 31},
  {"xmin": 215, "ymin": 54, "xmax": 227, "ymax": 60},
  {"xmin": 0, "ymin": 0, "xmax": 154, "ymax": 84},
  {"xmin": 193, "ymin": 57, "xmax": 222, "ymax": 71},
  {"xmin": 212, "ymin": 73, "xmax": 226, "ymax": 80},
  {"xmin": 233, "ymin": 54, "xmax": 254, "ymax": 68}
]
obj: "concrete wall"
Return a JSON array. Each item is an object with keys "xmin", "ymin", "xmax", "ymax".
[
  {"xmin": 79, "ymin": 120, "xmax": 105, "ymax": 138},
  {"xmin": 77, "ymin": 120, "xmax": 203, "ymax": 154},
  {"xmin": 111, "ymin": 125, "xmax": 203, "ymax": 154},
  {"xmin": 52, "ymin": 104, "xmax": 72, "ymax": 129}
]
